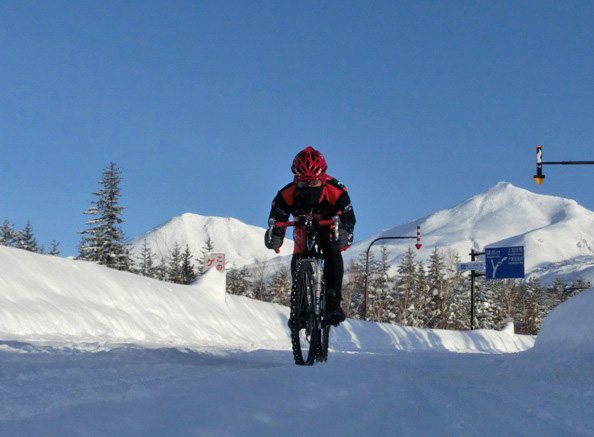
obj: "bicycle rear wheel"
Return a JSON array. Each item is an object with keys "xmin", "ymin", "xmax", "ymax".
[{"xmin": 290, "ymin": 261, "xmax": 321, "ymax": 366}]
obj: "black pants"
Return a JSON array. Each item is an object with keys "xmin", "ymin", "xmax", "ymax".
[{"xmin": 291, "ymin": 239, "xmax": 344, "ymax": 300}]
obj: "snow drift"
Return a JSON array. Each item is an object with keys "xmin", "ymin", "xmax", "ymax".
[
  {"xmin": 534, "ymin": 289, "xmax": 594, "ymax": 352},
  {"xmin": 0, "ymin": 246, "xmax": 533, "ymax": 354}
]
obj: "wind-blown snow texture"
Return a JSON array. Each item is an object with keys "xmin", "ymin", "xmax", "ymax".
[{"xmin": 0, "ymin": 246, "xmax": 593, "ymax": 435}]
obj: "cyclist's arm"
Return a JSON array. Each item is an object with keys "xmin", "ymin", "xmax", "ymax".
[
  {"xmin": 335, "ymin": 191, "xmax": 356, "ymax": 233},
  {"xmin": 268, "ymin": 190, "xmax": 291, "ymax": 223}
]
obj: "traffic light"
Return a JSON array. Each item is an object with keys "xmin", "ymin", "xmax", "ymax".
[{"xmin": 534, "ymin": 145, "xmax": 545, "ymax": 185}]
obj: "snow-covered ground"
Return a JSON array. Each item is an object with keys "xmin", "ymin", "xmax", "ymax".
[{"xmin": 0, "ymin": 246, "xmax": 592, "ymax": 435}]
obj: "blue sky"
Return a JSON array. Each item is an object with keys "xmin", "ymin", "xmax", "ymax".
[{"xmin": 1, "ymin": 1, "xmax": 593, "ymax": 256}]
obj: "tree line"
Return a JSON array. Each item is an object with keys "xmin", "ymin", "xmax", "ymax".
[
  {"xmin": 225, "ymin": 246, "xmax": 588, "ymax": 335},
  {"xmin": 0, "ymin": 220, "xmax": 60, "ymax": 255}
]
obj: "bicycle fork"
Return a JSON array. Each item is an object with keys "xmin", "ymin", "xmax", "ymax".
[{"xmin": 309, "ymin": 258, "xmax": 325, "ymax": 325}]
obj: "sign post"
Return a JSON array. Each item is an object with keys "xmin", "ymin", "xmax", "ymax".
[{"xmin": 460, "ymin": 246, "xmax": 525, "ymax": 329}]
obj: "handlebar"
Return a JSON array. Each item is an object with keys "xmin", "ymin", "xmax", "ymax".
[{"xmin": 267, "ymin": 215, "xmax": 341, "ymax": 253}]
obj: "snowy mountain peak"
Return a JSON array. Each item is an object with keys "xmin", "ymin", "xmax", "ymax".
[
  {"xmin": 130, "ymin": 213, "xmax": 294, "ymax": 268},
  {"xmin": 348, "ymin": 182, "xmax": 594, "ymax": 283}
]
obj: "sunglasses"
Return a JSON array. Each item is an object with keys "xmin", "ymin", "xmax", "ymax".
[{"xmin": 296, "ymin": 179, "xmax": 323, "ymax": 188}]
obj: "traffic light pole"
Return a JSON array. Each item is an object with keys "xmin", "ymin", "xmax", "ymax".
[
  {"xmin": 362, "ymin": 227, "xmax": 422, "ymax": 321},
  {"xmin": 534, "ymin": 145, "xmax": 594, "ymax": 185}
]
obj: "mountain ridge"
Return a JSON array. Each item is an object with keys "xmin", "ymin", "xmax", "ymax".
[{"xmin": 130, "ymin": 182, "xmax": 594, "ymax": 284}]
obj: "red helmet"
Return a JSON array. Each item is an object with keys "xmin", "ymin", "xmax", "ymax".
[{"xmin": 291, "ymin": 147, "xmax": 327, "ymax": 180}]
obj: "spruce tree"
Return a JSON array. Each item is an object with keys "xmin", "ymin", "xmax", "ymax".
[
  {"xmin": 180, "ymin": 244, "xmax": 198, "ymax": 284},
  {"xmin": 251, "ymin": 260, "xmax": 269, "ymax": 301},
  {"xmin": 138, "ymin": 239, "xmax": 156, "ymax": 278},
  {"xmin": 411, "ymin": 260, "xmax": 429, "ymax": 327},
  {"xmin": 154, "ymin": 257, "xmax": 168, "ymax": 281},
  {"xmin": 15, "ymin": 222, "xmax": 41, "ymax": 253},
  {"xmin": 197, "ymin": 237, "xmax": 216, "ymax": 275},
  {"xmin": 269, "ymin": 266, "xmax": 291, "ymax": 305},
  {"xmin": 443, "ymin": 249, "xmax": 470, "ymax": 330},
  {"xmin": 519, "ymin": 276, "xmax": 546, "ymax": 335},
  {"xmin": 368, "ymin": 245, "xmax": 397, "ymax": 323},
  {"xmin": 79, "ymin": 162, "xmax": 132, "ymax": 270},
  {"xmin": 426, "ymin": 248, "xmax": 447, "ymax": 328},
  {"xmin": 48, "ymin": 240, "xmax": 60, "ymax": 256},
  {"xmin": 341, "ymin": 259, "xmax": 364, "ymax": 319},
  {"xmin": 226, "ymin": 265, "xmax": 252, "ymax": 297},
  {"xmin": 167, "ymin": 243, "xmax": 183, "ymax": 283},
  {"xmin": 354, "ymin": 249, "xmax": 377, "ymax": 320},
  {"xmin": 0, "ymin": 220, "xmax": 16, "ymax": 247},
  {"xmin": 395, "ymin": 246, "xmax": 418, "ymax": 326}
]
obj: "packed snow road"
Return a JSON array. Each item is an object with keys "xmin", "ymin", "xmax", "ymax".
[
  {"xmin": 0, "ymin": 248, "xmax": 592, "ymax": 435},
  {"xmin": 0, "ymin": 343, "xmax": 592, "ymax": 436}
]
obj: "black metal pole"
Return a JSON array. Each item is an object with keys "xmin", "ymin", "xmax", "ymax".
[
  {"xmin": 534, "ymin": 145, "xmax": 594, "ymax": 185},
  {"xmin": 362, "ymin": 235, "xmax": 420, "ymax": 321},
  {"xmin": 470, "ymin": 249, "xmax": 476, "ymax": 330},
  {"xmin": 469, "ymin": 249, "xmax": 485, "ymax": 330}
]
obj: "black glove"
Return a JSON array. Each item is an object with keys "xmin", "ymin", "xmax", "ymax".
[
  {"xmin": 332, "ymin": 226, "xmax": 353, "ymax": 251},
  {"xmin": 265, "ymin": 227, "xmax": 284, "ymax": 250}
]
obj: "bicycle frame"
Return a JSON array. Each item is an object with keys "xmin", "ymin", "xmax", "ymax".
[{"xmin": 269, "ymin": 213, "xmax": 340, "ymax": 364}]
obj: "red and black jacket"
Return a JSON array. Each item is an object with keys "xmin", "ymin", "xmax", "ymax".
[{"xmin": 268, "ymin": 175, "xmax": 356, "ymax": 239}]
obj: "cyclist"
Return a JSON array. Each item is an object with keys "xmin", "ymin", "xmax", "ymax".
[{"xmin": 265, "ymin": 146, "xmax": 356, "ymax": 326}]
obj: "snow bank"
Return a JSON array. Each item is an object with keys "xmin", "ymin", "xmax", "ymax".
[
  {"xmin": 0, "ymin": 246, "xmax": 290, "ymax": 350},
  {"xmin": 534, "ymin": 289, "xmax": 594, "ymax": 352},
  {"xmin": 0, "ymin": 246, "xmax": 533, "ymax": 354}
]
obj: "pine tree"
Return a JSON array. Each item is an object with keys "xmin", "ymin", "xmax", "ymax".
[
  {"xmin": 79, "ymin": 162, "xmax": 132, "ymax": 270},
  {"xmin": 251, "ymin": 259, "xmax": 270, "ymax": 301},
  {"xmin": 138, "ymin": 239, "xmax": 156, "ymax": 278},
  {"xmin": 395, "ymin": 246, "xmax": 419, "ymax": 326},
  {"xmin": 498, "ymin": 280, "xmax": 521, "ymax": 325},
  {"xmin": 342, "ymin": 259, "xmax": 365, "ymax": 319},
  {"xmin": 180, "ymin": 245, "xmax": 198, "ymax": 284},
  {"xmin": 411, "ymin": 261, "xmax": 429, "ymax": 327},
  {"xmin": 475, "ymin": 278, "xmax": 509, "ymax": 330},
  {"xmin": 269, "ymin": 266, "xmax": 291, "ymax": 305},
  {"xmin": 356, "ymin": 249, "xmax": 378, "ymax": 320},
  {"xmin": 368, "ymin": 245, "xmax": 397, "ymax": 323},
  {"xmin": 167, "ymin": 243, "xmax": 183, "ymax": 283},
  {"xmin": 226, "ymin": 265, "xmax": 252, "ymax": 297},
  {"xmin": 15, "ymin": 222, "xmax": 41, "ymax": 253},
  {"xmin": 197, "ymin": 237, "xmax": 216, "ymax": 275},
  {"xmin": 518, "ymin": 276, "xmax": 546, "ymax": 335},
  {"xmin": 0, "ymin": 220, "xmax": 16, "ymax": 247},
  {"xmin": 425, "ymin": 248, "xmax": 447, "ymax": 328},
  {"xmin": 154, "ymin": 257, "xmax": 168, "ymax": 281},
  {"xmin": 48, "ymin": 240, "xmax": 60, "ymax": 256},
  {"xmin": 443, "ymin": 249, "xmax": 470, "ymax": 330}
]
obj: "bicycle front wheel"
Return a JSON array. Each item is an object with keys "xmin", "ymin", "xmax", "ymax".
[{"xmin": 289, "ymin": 261, "xmax": 321, "ymax": 366}]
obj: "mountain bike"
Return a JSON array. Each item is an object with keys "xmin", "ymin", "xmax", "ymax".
[{"xmin": 268, "ymin": 214, "xmax": 340, "ymax": 366}]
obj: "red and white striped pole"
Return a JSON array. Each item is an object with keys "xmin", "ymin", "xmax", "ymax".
[{"xmin": 415, "ymin": 226, "xmax": 422, "ymax": 250}]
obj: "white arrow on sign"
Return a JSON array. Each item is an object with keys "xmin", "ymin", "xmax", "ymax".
[{"xmin": 457, "ymin": 261, "xmax": 486, "ymax": 272}]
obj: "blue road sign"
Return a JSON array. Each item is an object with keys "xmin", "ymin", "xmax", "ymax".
[{"xmin": 485, "ymin": 246, "xmax": 525, "ymax": 279}]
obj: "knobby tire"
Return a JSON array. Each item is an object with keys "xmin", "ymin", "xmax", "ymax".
[{"xmin": 290, "ymin": 261, "xmax": 322, "ymax": 366}]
